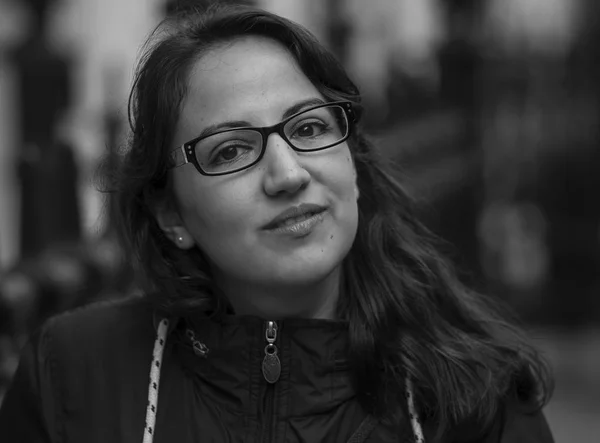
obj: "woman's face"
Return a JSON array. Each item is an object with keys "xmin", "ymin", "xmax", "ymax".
[{"xmin": 160, "ymin": 36, "xmax": 359, "ymax": 293}]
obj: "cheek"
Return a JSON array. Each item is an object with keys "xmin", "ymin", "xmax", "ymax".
[
  {"xmin": 332, "ymin": 151, "xmax": 359, "ymax": 202},
  {"xmin": 315, "ymin": 150, "xmax": 359, "ymax": 241},
  {"xmin": 173, "ymin": 171, "xmax": 252, "ymax": 235},
  {"xmin": 173, "ymin": 171, "xmax": 206, "ymax": 225}
]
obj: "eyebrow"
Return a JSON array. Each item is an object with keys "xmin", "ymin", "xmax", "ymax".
[
  {"xmin": 194, "ymin": 98, "xmax": 326, "ymax": 140},
  {"xmin": 282, "ymin": 98, "xmax": 325, "ymax": 120}
]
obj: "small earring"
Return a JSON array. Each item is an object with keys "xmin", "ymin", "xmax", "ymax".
[{"xmin": 177, "ymin": 236, "xmax": 184, "ymax": 243}]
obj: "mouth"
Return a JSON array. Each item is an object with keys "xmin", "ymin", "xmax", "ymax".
[{"xmin": 263, "ymin": 204, "xmax": 328, "ymax": 230}]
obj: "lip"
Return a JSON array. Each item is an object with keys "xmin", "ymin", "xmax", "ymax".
[{"xmin": 262, "ymin": 203, "xmax": 328, "ymax": 230}]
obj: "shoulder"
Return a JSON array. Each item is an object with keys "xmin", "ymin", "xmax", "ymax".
[
  {"xmin": 41, "ymin": 294, "xmax": 155, "ymax": 336},
  {"xmin": 0, "ymin": 296, "xmax": 159, "ymax": 440},
  {"xmin": 447, "ymin": 399, "xmax": 555, "ymax": 443},
  {"xmin": 35, "ymin": 295, "xmax": 160, "ymax": 409},
  {"xmin": 497, "ymin": 400, "xmax": 554, "ymax": 443},
  {"xmin": 37, "ymin": 295, "xmax": 157, "ymax": 368}
]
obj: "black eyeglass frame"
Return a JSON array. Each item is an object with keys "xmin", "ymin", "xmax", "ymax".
[{"xmin": 169, "ymin": 101, "xmax": 356, "ymax": 176}]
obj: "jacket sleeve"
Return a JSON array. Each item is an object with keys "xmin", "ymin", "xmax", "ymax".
[
  {"xmin": 0, "ymin": 327, "xmax": 59, "ymax": 443},
  {"xmin": 452, "ymin": 401, "xmax": 555, "ymax": 443},
  {"xmin": 497, "ymin": 408, "xmax": 554, "ymax": 443}
]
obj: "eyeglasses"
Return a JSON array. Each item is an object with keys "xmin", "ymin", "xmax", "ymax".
[{"xmin": 169, "ymin": 101, "xmax": 356, "ymax": 176}]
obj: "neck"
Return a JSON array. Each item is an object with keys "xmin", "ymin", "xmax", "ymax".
[{"xmin": 212, "ymin": 268, "xmax": 341, "ymax": 320}]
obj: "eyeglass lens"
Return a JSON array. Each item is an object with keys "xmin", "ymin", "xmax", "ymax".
[{"xmin": 195, "ymin": 104, "xmax": 349, "ymax": 174}]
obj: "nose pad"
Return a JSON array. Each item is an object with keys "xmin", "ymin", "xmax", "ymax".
[{"xmin": 262, "ymin": 135, "xmax": 311, "ymax": 196}]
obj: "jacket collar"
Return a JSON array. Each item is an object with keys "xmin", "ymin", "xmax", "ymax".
[{"xmin": 171, "ymin": 314, "xmax": 355, "ymax": 417}]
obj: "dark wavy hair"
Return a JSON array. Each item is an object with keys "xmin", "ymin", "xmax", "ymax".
[{"xmin": 113, "ymin": 3, "xmax": 552, "ymax": 440}]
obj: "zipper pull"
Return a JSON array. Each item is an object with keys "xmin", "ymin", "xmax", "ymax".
[
  {"xmin": 186, "ymin": 328, "xmax": 209, "ymax": 358},
  {"xmin": 262, "ymin": 321, "xmax": 281, "ymax": 383}
]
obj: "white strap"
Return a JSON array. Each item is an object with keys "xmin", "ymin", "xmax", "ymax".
[
  {"xmin": 142, "ymin": 318, "xmax": 169, "ymax": 443},
  {"xmin": 405, "ymin": 376, "xmax": 425, "ymax": 442}
]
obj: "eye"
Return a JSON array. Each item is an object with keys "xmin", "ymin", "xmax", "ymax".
[
  {"xmin": 218, "ymin": 146, "xmax": 242, "ymax": 161},
  {"xmin": 213, "ymin": 144, "xmax": 252, "ymax": 164},
  {"xmin": 292, "ymin": 120, "xmax": 330, "ymax": 139}
]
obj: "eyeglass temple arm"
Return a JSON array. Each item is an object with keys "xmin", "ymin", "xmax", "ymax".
[{"xmin": 170, "ymin": 145, "xmax": 189, "ymax": 168}]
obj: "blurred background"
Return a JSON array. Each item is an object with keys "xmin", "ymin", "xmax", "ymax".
[{"xmin": 0, "ymin": 0, "xmax": 598, "ymax": 439}]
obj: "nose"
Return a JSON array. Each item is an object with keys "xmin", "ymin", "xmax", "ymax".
[{"xmin": 262, "ymin": 134, "xmax": 311, "ymax": 196}]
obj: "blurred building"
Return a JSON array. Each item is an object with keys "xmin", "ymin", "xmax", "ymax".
[{"xmin": 0, "ymin": 0, "xmax": 163, "ymax": 267}]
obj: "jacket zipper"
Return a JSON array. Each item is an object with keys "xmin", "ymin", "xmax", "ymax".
[
  {"xmin": 260, "ymin": 321, "xmax": 280, "ymax": 443},
  {"xmin": 262, "ymin": 384, "xmax": 275, "ymax": 443}
]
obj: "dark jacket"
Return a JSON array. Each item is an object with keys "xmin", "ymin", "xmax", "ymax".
[{"xmin": 0, "ymin": 297, "xmax": 554, "ymax": 442}]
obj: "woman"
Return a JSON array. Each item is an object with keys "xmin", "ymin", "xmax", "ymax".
[{"xmin": 0, "ymin": 4, "xmax": 553, "ymax": 442}]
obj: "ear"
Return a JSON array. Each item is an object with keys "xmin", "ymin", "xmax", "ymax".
[{"xmin": 154, "ymin": 199, "xmax": 195, "ymax": 250}]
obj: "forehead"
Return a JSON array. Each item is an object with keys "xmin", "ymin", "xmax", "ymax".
[{"xmin": 174, "ymin": 36, "xmax": 322, "ymax": 144}]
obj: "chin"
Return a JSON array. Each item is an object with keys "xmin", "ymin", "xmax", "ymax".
[
  {"xmin": 264, "ymin": 249, "xmax": 348, "ymax": 287},
  {"xmin": 278, "ymin": 266, "xmax": 339, "ymax": 286}
]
